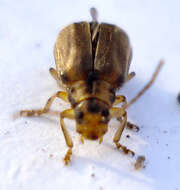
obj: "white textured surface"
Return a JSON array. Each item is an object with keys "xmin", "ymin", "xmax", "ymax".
[{"xmin": 0, "ymin": 0, "xmax": 180, "ymax": 190}]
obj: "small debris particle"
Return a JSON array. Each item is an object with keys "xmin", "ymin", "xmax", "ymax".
[
  {"xmin": 41, "ymin": 148, "xmax": 46, "ymax": 152},
  {"xmin": 163, "ymin": 130, "xmax": 168, "ymax": 134},
  {"xmin": 99, "ymin": 187, "xmax": 103, "ymax": 190},
  {"xmin": 126, "ymin": 134, "xmax": 130, "ymax": 138},
  {"xmin": 134, "ymin": 155, "xmax": 146, "ymax": 170},
  {"xmin": 49, "ymin": 154, "xmax": 53, "ymax": 158},
  {"xmin": 91, "ymin": 173, "xmax": 95, "ymax": 178},
  {"xmin": 165, "ymin": 144, "xmax": 168, "ymax": 146},
  {"xmin": 177, "ymin": 93, "xmax": 180, "ymax": 103},
  {"xmin": 168, "ymin": 156, "xmax": 170, "ymax": 159}
]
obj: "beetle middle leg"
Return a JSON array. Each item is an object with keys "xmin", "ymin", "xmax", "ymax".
[
  {"xmin": 49, "ymin": 67, "xmax": 63, "ymax": 87},
  {"xmin": 113, "ymin": 96, "xmax": 139, "ymax": 132},
  {"xmin": 20, "ymin": 91, "xmax": 68, "ymax": 117},
  {"xmin": 60, "ymin": 109, "xmax": 75, "ymax": 165},
  {"xmin": 110, "ymin": 107, "xmax": 135, "ymax": 156}
]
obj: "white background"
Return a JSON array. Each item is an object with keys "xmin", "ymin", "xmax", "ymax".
[{"xmin": 0, "ymin": 0, "xmax": 180, "ymax": 190}]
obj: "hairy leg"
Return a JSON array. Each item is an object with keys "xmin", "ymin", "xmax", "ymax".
[
  {"xmin": 110, "ymin": 107, "xmax": 135, "ymax": 156},
  {"xmin": 20, "ymin": 91, "xmax": 68, "ymax": 117},
  {"xmin": 60, "ymin": 109, "xmax": 75, "ymax": 165}
]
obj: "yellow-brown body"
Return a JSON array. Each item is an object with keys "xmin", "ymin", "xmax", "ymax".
[{"xmin": 20, "ymin": 8, "xmax": 164, "ymax": 165}]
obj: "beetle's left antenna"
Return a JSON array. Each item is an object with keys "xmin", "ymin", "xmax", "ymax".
[
  {"xmin": 90, "ymin": 7, "xmax": 99, "ymax": 41},
  {"xmin": 90, "ymin": 7, "xmax": 98, "ymax": 22}
]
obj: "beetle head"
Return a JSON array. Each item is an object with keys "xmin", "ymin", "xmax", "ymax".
[{"xmin": 75, "ymin": 98, "xmax": 110, "ymax": 140}]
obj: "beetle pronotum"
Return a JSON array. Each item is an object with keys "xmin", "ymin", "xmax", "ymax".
[{"xmin": 19, "ymin": 8, "xmax": 164, "ymax": 165}]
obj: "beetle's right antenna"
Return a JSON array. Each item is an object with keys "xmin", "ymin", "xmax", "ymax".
[
  {"xmin": 124, "ymin": 60, "xmax": 164, "ymax": 109},
  {"xmin": 90, "ymin": 7, "xmax": 98, "ymax": 22}
]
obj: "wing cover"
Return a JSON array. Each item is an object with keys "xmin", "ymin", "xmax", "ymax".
[
  {"xmin": 54, "ymin": 22, "xmax": 93, "ymax": 86},
  {"xmin": 94, "ymin": 23, "xmax": 132, "ymax": 88}
]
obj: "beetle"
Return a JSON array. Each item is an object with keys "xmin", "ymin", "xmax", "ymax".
[{"xmin": 19, "ymin": 8, "xmax": 164, "ymax": 165}]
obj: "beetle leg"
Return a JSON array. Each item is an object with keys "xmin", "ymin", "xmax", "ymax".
[
  {"xmin": 49, "ymin": 67, "xmax": 62, "ymax": 87},
  {"xmin": 113, "ymin": 95, "xmax": 127, "ymax": 106},
  {"xmin": 126, "ymin": 72, "xmax": 136, "ymax": 82},
  {"xmin": 117, "ymin": 117, "xmax": 140, "ymax": 132},
  {"xmin": 60, "ymin": 109, "xmax": 75, "ymax": 165},
  {"xmin": 110, "ymin": 108, "xmax": 135, "ymax": 156},
  {"xmin": 49, "ymin": 67, "xmax": 59, "ymax": 80},
  {"xmin": 20, "ymin": 91, "xmax": 68, "ymax": 117}
]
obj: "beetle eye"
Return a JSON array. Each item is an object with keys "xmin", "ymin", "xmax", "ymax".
[{"xmin": 101, "ymin": 109, "xmax": 109, "ymax": 117}]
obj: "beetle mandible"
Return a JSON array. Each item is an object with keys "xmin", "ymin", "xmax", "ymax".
[{"xmin": 19, "ymin": 8, "xmax": 164, "ymax": 165}]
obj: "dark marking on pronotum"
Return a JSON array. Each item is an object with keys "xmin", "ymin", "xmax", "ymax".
[
  {"xmin": 85, "ymin": 84, "xmax": 93, "ymax": 94},
  {"xmin": 109, "ymin": 87, "xmax": 115, "ymax": 94},
  {"xmin": 75, "ymin": 110, "xmax": 84, "ymax": 124},
  {"xmin": 87, "ymin": 98, "xmax": 100, "ymax": 113},
  {"xmin": 87, "ymin": 71, "xmax": 99, "ymax": 85},
  {"xmin": 115, "ymin": 75, "xmax": 125, "ymax": 87},
  {"xmin": 109, "ymin": 93, "xmax": 115, "ymax": 103},
  {"xmin": 95, "ymin": 87, "xmax": 100, "ymax": 94},
  {"xmin": 70, "ymin": 87, "xmax": 75, "ymax": 93}
]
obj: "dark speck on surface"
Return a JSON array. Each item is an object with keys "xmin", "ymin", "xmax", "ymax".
[{"xmin": 177, "ymin": 93, "xmax": 180, "ymax": 103}]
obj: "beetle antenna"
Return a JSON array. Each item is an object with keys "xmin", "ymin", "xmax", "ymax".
[
  {"xmin": 124, "ymin": 60, "xmax": 164, "ymax": 109},
  {"xmin": 90, "ymin": 7, "xmax": 98, "ymax": 22}
]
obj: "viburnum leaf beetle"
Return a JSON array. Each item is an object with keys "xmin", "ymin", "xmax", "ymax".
[{"xmin": 19, "ymin": 8, "xmax": 164, "ymax": 165}]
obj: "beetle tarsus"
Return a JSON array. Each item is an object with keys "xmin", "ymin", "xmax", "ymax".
[
  {"xmin": 115, "ymin": 142, "xmax": 135, "ymax": 156},
  {"xmin": 64, "ymin": 148, "xmax": 72, "ymax": 165}
]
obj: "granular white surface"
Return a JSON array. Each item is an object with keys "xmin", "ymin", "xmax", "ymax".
[{"xmin": 0, "ymin": 1, "xmax": 180, "ymax": 190}]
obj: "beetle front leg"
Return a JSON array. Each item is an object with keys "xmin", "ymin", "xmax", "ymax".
[
  {"xmin": 60, "ymin": 109, "xmax": 75, "ymax": 165},
  {"xmin": 114, "ymin": 96, "xmax": 139, "ymax": 131},
  {"xmin": 20, "ymin": 91, "xmax": 68, "ymax": 117},
  {"xmin": 113, "ymin": 95, "xmax": 127, "ymax": 106},
  {"xmin": 110, "ymin": 108, "xmax": 135, "ymax": 156}
]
